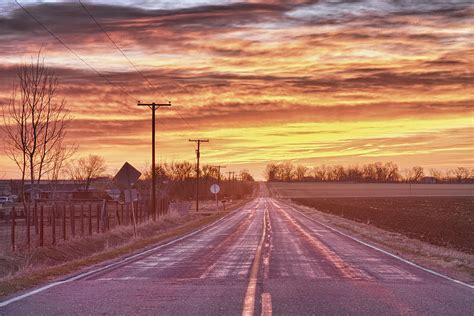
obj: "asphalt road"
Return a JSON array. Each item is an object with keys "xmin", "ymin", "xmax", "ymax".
[{"xmin": 1, "ymin": 194, "xmax": 473, "ymax": 315}]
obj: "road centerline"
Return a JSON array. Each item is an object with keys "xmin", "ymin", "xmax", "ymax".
[{"xmin": 242, "ymin": 204, "xmax": 268, "ymax": 316}]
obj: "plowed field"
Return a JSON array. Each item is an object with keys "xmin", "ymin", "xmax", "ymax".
[{"xmin": 293, "ymin": 197, "xmax": 474, "ymax": 253}]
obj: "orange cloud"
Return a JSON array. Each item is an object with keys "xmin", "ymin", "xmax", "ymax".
[{"xmin": 0, "ymin": 1, "xmax": 473, "ymax": 179}]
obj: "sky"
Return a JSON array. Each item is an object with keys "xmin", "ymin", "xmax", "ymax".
[{"xmin": 0, "ymin": 0, "xmax": 473, "ymax": 180}]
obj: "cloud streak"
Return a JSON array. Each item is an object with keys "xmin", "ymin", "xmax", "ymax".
[{"xmin": 0, "ymin": 0, "xmax": 473, "ymax": 178}]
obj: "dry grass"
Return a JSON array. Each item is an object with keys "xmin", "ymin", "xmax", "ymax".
[
  {"xmin": 282, "ymin": 199, "xmax": 474, "ymax": 284},
  {"xmin": 0, "ymin": 199, "xmax": 250, "ymax": 298}
]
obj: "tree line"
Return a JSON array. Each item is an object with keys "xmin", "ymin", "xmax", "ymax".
[
  {"xmin": 138, "ymin": 161, "xmax": 255, "ymax": 201},
  {"xmin": 141, "ymin": 161, "xmax": 254, "ymax": 183},
  {"xmin": 264, "ymin": 162, "xmax": 473, "ymax": 183}
]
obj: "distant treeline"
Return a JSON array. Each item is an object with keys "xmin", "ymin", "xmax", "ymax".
[
  {"xmin": 264, "ymin": 162, "xmax": 473, "ymax": 183},
  {"xmin": 136, "ymin": 161, "xmax": 255, "ymax": 201}
]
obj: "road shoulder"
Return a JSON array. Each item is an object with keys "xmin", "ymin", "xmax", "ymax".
[{"xmin": 282, "ymin": 198, "xmax": 474, "ymax": 285}]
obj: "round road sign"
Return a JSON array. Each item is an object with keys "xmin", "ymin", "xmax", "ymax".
[{"xmin": 210, "ymin": 184, "xmax": 220, "ymax": 194}]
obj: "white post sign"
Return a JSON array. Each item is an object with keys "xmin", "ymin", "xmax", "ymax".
[{"xmin": 210, "ymin": 184, "xmax": 220, "ymax": 211}]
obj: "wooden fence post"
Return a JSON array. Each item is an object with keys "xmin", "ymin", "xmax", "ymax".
[
  {"xmin": 70, "ymin": 203, "xmax": 75, "ymax": 237},
  {"xmin": 106, "ymin": 202, "xmax": 110, "ymax": 231},
  {"xmin": 148, "ymin": 200, "xmax": 151, "ymax": 220},
  {"xmin": 140, "ymin": 201, "xmax": 143, "ymax": 222},
  {"xmin": 52, "ymin": 203, "xmax": 56, "ymax": 245},
  {"xmin": 139, "ymin": 201, "xmax": 143, "ymax": 223},
  {"xmin": 81, "ymin": 204, "xmax": 84, "ymax": 235},
  {"xmin": 34, "ymin": 200, "xmax": 38, "ymax": 235},
  {"xmin": 40, "ymin": 204, "xmax": 44, "ymax": 246},
  {"xmin": 99, "ymin": 200, "xmax": 107, "ymax": 233},
  {"xmin": 63, "ymin": 203, "xmax": 67, "ymax": 241},
  {"xmin": 158, "ymin": 198, "xmax": 162, "ymax": 217},
  {"xmin": 96, "ymin": 204, "xmax": 100, "ymax": 233},
  {"xmin": 144, "ymin": 201, "xmax": 147, "ymax": 221},
  {"xmin": 135, "ymin": 201, "xmax": 138, "ymax": 224},
  {"xmin": 121, "ymin": 204, "xmax": 124, "ymax": 225},
  {"xmin": 138, "ymin": 201, "xmax": 141, "ymax": 222},
  {"xmin": 11, "ymin": 207, "xmax": 16, "ymax": 252},
  {"xmin": 115, "ymin": 201, "xmax": 121, "ymax": 226},
  {"xmin": 88, "ymin": 204, "xmax": 92, "ymax": 236},
  {"xmin": 26, "ymin": 204, "xmax": 30, "ymax": 249}
]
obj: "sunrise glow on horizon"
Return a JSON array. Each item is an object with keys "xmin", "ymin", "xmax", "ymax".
[{"xmin": 1, "ymin": 0, "xmax": 473, "ymax": 179}]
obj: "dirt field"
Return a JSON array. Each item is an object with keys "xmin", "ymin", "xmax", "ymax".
[
  {"xmin": 268, "ymin": 182, "xmax": 474, "ymax": 198},
  {"xmin": 292, "ymin": 197, "xmax": 474, "ymax": 254}
]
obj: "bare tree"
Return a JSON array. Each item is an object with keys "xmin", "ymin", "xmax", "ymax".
[
  {"xmin": 313, "ymin": 165, "xmax": 328, "ymax": 181},
  {"xmin": 295, "ymin": 165, "xmax": 308, "ymax": 181},
  {"xmin": 2, "ymin": 51, "xmax": 72, "ymax": 202},
  {"xmin": 406, "ymin": 166, "xmax": 424, "ymax": 182},
  {"xmin": 47, "ymin": 140, "xmax": 77, "ymax": 200},
  {"xmin": 169, "ymin": 161, "xmax": 194, "ymax": 181},
  {"xmin": 429, "ymin": 168, "xmax": 442, "ymax": 180},
  {"xmin": 452, "ymin": 167, "xmax": 470, "ymax": 183},
  {"xmin": 201, "ymin": 165, "xmax": 219, "ymax": 180},
  {"xmin": 346, "ymin": 165, "xmax": 363, "ymax": 182},
  {"xmin": 384, "ymin": 162, "xmax": 400, "ymax": 182},
  {"xmin": 279, "ymin": 162, "xmax": 294, "ymax": 181},
  {"xmin": 332, "ymin": 165, "xmax": 346, "ymax": 181},
  {"xmin": 264, "ymin": 163, "xmax": 278, "ymax": 181},
  {"xmin": 239, "ymin": 169, "xmax": 254, "ymax": 182},
  {"xmin": 67, "ymin": 155, "xmax": 106, "ymax": 192}
]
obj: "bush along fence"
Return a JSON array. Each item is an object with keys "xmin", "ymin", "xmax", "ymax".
[{"xmin": 2, "ymin": 198, "xmax": 170, "ymax": 252}]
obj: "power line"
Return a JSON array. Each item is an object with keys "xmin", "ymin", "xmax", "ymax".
[
  {"xmin": 78, "ymin": 0, "xmax": 197, "ymax": 131},
  {"xmin": 14, "ymin": 0, "xmax": 139, "ymax": 102},
  {"xmin": 78, "ymin": 0, "xmax": 157, "ymax": 97},
  {"xmin": 18, "ymin": 0, "xmax": 204, "ymax": 151},
  {"xmin": 175, "ymin": 110, "xmax": 196, "ymax": 130}
]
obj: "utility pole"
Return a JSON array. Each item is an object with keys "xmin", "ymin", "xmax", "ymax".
[
  {"xmin": 189, "ymin": 139, "xmax": 209, "ymax": 212},
  {"xmin": 213, "ymin": 165, "xmax": 226, "ymax": 184},
  {"xmin": 138, "ymin": 101, "xmax": 171, "ymax": 221},
  {"xmin": 231, "ymin": 171, "xmax": 236, "ymax": 201},
  {"xmin": 227, "ymin": 171, "xmax": 235, "ymax": 201}
]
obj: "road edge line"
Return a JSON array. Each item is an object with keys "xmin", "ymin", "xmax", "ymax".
[
  {"xmin": 279, "ymin": 199, "xmax": 474, "ymax": 290},
  {"xmin": 0, "ymin": 200, "xmax": 255, "ymax": 308}
]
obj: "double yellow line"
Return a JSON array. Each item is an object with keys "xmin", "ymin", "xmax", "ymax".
[{"xmin": 242, "ymin": 205, "xmax": 271, "ymax": 316}]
